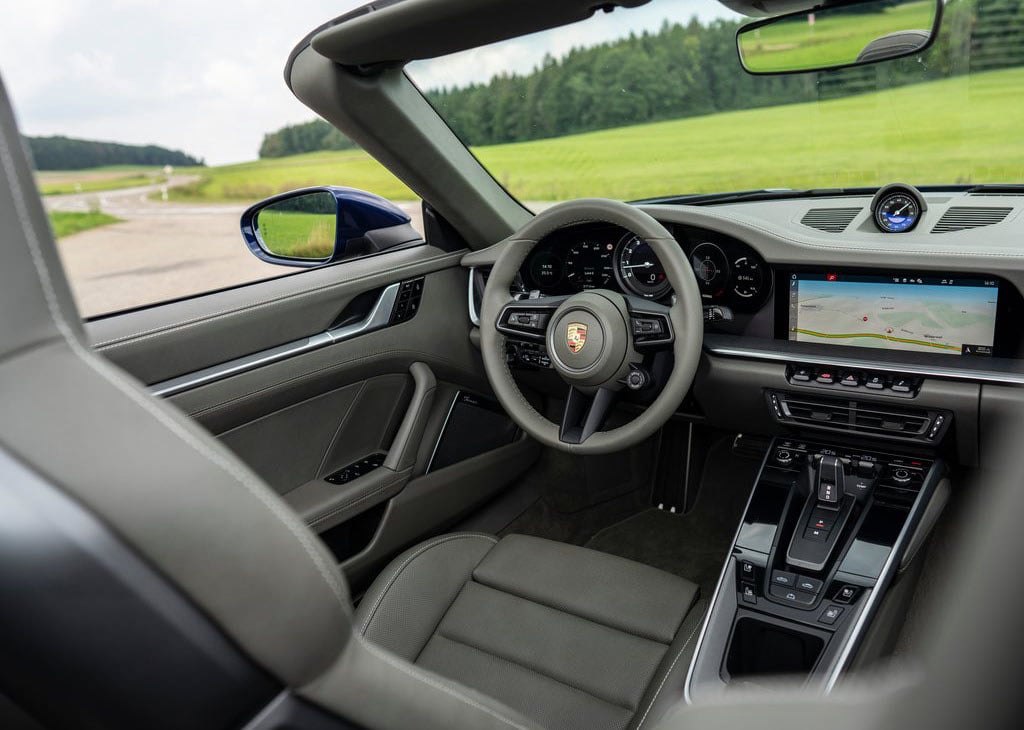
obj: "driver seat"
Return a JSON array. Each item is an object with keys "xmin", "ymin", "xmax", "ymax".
[
  {"xmin": 0, "ymin": 74, "xmax": 702, "ymax": 730},
  {"xmin": 356, "ymin": 532, "xmax": 704, "ymax": 730}
]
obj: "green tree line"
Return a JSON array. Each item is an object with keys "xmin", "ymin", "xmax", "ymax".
[
  {"xmin": 259, "ymin": 119, "xmax": 357, "ymax": 158},
  {"xmin": 26, "ymin": 135, "xmax": 203, "ymax": 170},
  {"xmin": 261, "ymin": 0, "xmax": 1021, "ymax": 153}
]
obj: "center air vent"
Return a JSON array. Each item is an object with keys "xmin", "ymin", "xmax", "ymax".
[
  {"xmin": 800, "ymin": 208, "xmax": 862, "ymax": 233},
  {"xmin": 768, "ymin": 391, "xmax": 949, "ymax": 443},
  {"xmin": 931, "ymin": 206, "xmax": 1012, "ymax": 233}
]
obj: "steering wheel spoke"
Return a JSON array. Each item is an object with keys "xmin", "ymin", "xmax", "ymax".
[
  {"xmin": 625, "ymin": 295, "xmax": 675, "ymax": 349},
  {"xmin": 496, "ymin": 295, "xmax": 570, "ymax": 342},
  {"xmin": 559, "ymin": 386, "xmax": 617, "ymax": 444}
]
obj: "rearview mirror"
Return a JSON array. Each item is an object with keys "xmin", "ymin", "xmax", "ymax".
[
  {"xmin": 736, "ymin": 0, "xmax": 942, "ymax": 75},
  {"xmin": 240, "ymin": 187, "xmax": 417, "ymax": 268}
]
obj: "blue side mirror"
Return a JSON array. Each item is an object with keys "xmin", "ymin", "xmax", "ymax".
[{"xmin": 240, "ymin": 186, "xmax": 417, "ymax": 268}]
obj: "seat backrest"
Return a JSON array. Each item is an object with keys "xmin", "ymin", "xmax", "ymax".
[
  {"xmin": 0, "ymin": 74, "xmax": 357, "ymax": 726},
  {"xmin": 0, "ymin": 71, "xmax": 547, "ymax": 730}
]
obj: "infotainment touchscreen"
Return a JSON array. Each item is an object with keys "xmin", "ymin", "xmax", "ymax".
[{"xmin": 787, "ymin": 273, "xmax": 999, "ymax": 356}]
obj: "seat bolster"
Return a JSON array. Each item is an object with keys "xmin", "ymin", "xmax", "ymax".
[
  {"xmin": 355, "ymin": 532, "xmax": 499, "ymax": 660},
  {"xmin": 628, "ymin": 598, "xmax": 708, "ymax": 730},
  {"xmin": 473, "ymin": 534, "xmax": 699, "ymax": 643},
  {"xmin": 301, "ymin": 634, "xmax": 544, "ymax": 730}
]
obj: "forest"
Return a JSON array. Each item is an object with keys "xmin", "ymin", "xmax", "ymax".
[
  {"xmin": 257, "ymin": 0, "xmax": 1022, "ymax": 155},
  {"xmin": 26, "ymin": 135, "xmax": 203, "ymax": 170}
]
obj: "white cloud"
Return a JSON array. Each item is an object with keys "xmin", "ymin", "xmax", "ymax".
[{"xmin": 0, "ymin": 0, "xmax": 734, "ymax": 164}]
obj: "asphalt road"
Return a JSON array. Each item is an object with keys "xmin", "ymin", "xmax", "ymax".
[{"xmin": 46, "ymin": 178, "xmax": 426, "ymax": 318}]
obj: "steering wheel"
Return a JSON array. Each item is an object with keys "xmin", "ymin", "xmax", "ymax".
[{"xmin": 480, "ymin": 199, "xmax": 703, "ymax": 454}]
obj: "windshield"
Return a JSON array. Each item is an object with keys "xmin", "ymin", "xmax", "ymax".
[{"xmin": 406, "ymin": 0, "xmax": 1024, "ymax": 203}]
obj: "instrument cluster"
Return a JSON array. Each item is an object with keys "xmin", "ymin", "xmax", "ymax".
[{"xmin": 518, "ymin": 222, "xmax": 772, "ymax": 310}]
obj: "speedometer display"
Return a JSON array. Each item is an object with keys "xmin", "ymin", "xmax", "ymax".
[
  {"xmin": 564, "ymin": 240, "xmax": 614, "ymax": 289},
  {"xmin": 615, "ymin": 235, "xmax": 671, "ymax": 299}
]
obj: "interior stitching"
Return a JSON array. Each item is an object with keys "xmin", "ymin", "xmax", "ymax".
[
  {"xmin": 0, "ymin": 122, "xmax": 353, "ymax": 616},
  {"xmin": 92, "ymin": 250, "xmax": 465, "ymax": 349},
  {"xmin": 359, "ymin": 534, "xmax": 498, "ymax": 636},
  {"xmin": 305, "ymin": 471, "xmax": 411, "ymax": 528},
  {"xmin": 355, "ymin": 635, "xmax": 536, "ymax": 730},
  {"xmin": 470, "ymin": 578, "xmax": 678, "ymax": 645},
  {"xmin": 432, "ymin": 630, "xmax": 638, "ymax": 712},
  {"xmin": 185, "ymin": 347, "xmax": 471, "ymax": 419},
  {"xmin": 633, "ymin": 602, "xmax": 706, "ymax": 730}
]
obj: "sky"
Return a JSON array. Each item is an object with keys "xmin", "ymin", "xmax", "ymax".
[{"xmin": 0, "ymin": 0, "xmax": 730, "ymax": 165}]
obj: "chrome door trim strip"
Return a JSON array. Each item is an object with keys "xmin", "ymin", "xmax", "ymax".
[
  {"xmin": 706, "ymin": 344, "xmax": 1024, "ymax": 385},
  {"xmin": 150, "ymin": 283, "xmax": 401, "ymax": 398},
  {"xmin": 425, "ymin": 391, "xmax": 461, "ymax": 474},
  {"xmin": 467, "ymin": 267, "xmax": 481, "ymax": 327}
]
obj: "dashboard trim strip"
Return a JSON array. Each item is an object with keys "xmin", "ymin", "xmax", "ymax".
[{"xmin": 706, "ymin": 344, "xmax": 1024, "ymax": 386}]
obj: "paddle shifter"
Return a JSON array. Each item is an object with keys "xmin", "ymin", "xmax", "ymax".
[{"xmin": 787, "ymin": 454, "xmax": 878, "ymax": 572}]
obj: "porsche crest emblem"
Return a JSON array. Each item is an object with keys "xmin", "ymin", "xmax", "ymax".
[{"xmin": 566, "ymin": 323, "xmax": 588, "ymax": 354}]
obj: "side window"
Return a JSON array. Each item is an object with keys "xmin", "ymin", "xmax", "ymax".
[{"xmin": 1, "ymin": 10, "xmax": 421, "ymax": 320}]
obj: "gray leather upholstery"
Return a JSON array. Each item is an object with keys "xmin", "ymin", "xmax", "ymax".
[
  {"xmin": 0, "ymin": 72, "xmax": 539, "ymax": 730},
  {"xmin": 0, "ymin": 71, "xmax": 701, "ymax": 730},
  {"xmin": 355, "ymin": 533, "xmax": 704, "ymax": 730}
]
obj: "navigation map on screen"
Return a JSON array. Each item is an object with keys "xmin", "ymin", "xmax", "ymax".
[{"xmin": 788, "ymin": 273, "xmax": 999, "ymax": 356}]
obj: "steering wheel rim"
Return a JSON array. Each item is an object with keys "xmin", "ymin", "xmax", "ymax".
[{"xmin": 480, "ymin": 198, "xmax": 703, "ymax": 454}]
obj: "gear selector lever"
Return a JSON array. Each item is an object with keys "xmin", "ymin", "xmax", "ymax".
[{"xmin": 814, "ymin": 455, "xmax": 845, "ymax": 510}]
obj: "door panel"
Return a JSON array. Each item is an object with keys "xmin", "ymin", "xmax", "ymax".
[
  {"xmin": 86, "ymin": 242, "xmax": 537, "ymax": 582},
  {"xmin": 216, "ymin": 374, "xmax": 410, "ymax": 495},
  {"xmin": 87, "ymin": 244, "xmax": 464, "ymax": 385}
]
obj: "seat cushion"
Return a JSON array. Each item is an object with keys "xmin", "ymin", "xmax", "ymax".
[{"xmin": 355, "ymin": 533, "xmax": 703, "ymax": 730}]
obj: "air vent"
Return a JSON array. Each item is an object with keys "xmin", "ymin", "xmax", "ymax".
[
  {"xmin": 800, "ymin": 208, "xmax": 862, "ymax": 233},
  {"xmin": 769, "ymin": 391, "xmax": 948, "ymax": 442},
  {"xmin": 931, "ymin": 206, "xmax": 1012, "ymax": 233}
]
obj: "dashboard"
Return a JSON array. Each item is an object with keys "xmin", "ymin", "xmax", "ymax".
[
  {"xmin": 519, "ymin": 222, "xmax": 772, "ymax": 311},
  {"xmin": 467, "ymin": 185, "xmax": 1024, "ymax": 470}
]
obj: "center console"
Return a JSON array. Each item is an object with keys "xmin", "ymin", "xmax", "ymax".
[{"xmin": 685, "ymin": 437, "xmax": 947, "ymax": 698}]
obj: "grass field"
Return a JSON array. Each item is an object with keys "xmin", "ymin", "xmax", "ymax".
[
  {"xmin": 256, "ymin": 209, "xmax": 336, "ymax": 259},
  {"xmin": 168, "ymin": 65, "xmax": 1024, "ymax": 203},
  {"xmin": 47, "ymin": 211, "xmax": 123, "ymax": 238},
  {"xmin": 36, "ymin": 166, "xmax": 168, "ymax": 196}
]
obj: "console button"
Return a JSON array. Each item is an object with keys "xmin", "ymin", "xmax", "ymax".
[
  {"xmin": 792, "ymin": 367, "xmax": 813, "ymax": 382},
  {"xmin": 857, "ymin": 460, "xmax": 877, "ymax": 476},
  {"xmin": 741, "ymin": 584, "xmax": 757, "ymax": 604},
  {"xmin": 769, "ymin": 584, "xmax": 816, "ymax": 607},
  {"xmin": 738, "ymin": 560, "xmax": 756, "ymax": 580},
  {"xmin": 804, "ymin": 527, "xmax": 829, "ymax": 542},
  {"xmin": 809, "ymin": 507, "xmax": 836, "ymax": 531},
  {"xmin": 891, "ymin": 468, "xmax": 913, "ymax": 484},
  {"xmin": 774, "ymin": 449, "xmax": 794, "ymax": 467},
  {"xmin": 891, "ymin": 378, "xmax": 913, "ymax": 393},
  {"xmin": 835, "ymin": 585, "xmax": 859, "ymax": 604},
  {"xmin": 840, "ymin": 372, "xmax": 861, "ymax": 387},
  {"xmin": 796, "ymin": 575, "xmax": 823, "ymax": 594},
  {"xmin": 819, "ymin": 605, "xmax": 844, "ymax": 625},
  {"xmin": 770, "ymin": 570, "xmax": 798, "ymax": 588},
  {"xmin": 865, "ymin": 375, "xmax": 886, "ymax": 389},
  {"xmin": 816, "ymin": 371, "xmax": 835, "ymax": 385}
]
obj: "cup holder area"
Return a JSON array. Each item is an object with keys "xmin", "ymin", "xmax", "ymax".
[{"xmin": 724, "ymin": 615, "xmax": 827, "ymax": 684}]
